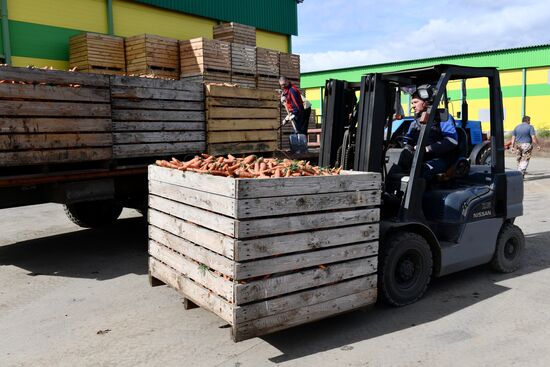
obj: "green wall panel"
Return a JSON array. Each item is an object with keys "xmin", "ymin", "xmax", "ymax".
[
  {"xmin": 9, "ymin": 20, "xmax": 81, "ymax": 60},
  {"xmin": 134, "ymin": 0, "xmax": 298, "ymax": 35}
]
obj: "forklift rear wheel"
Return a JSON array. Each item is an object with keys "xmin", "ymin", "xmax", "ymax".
[
  {"xmin": 490, "ymin": 223, "xmax": 525, "ymax": 273},
  {"xmin": 379, "ymin": 232, "xmax": 433, "ymax": 306},
  {"xmin": 64, "ymin": 200, "xmax": 123, "ymax": 228}
]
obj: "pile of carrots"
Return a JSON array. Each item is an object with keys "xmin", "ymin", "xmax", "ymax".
[{"xmin": 156, "ymin": 154, "xmax": 342, "ymax": 178}]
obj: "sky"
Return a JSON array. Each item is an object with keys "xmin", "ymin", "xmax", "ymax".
[{"xmin": 293, "ymin": 0, "xmax": 550, "ymax": 73}]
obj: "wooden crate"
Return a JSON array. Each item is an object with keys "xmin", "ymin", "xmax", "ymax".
[
  {"xmin": 256, "ymin": 75, "xmax": 279, "ymax": 90},
  {"xmin": 205, "ymin": 84, "xmax": 279, "ymax": 155},
  {"xmin": 148, "ymin": 165, "xmax": 381, "ymax": 341},
  {"xmin": 231, "ymin": 73, "xmax": 256, "ymax": 88},
  {"xmin": 0, "ymin": 66, "xmax": 112, "ymax": 167},
  {"xmin": 69, "ymin": 33, "xmax": 126, "ymax": 75},
  {"xmin": 180, "ymin": 38, "xmax": 231, "ymax": 76},
  {"xmin": 279, "ymin": 53, "xmax": 300, "ymax": 80},
  {"xmin": 213, "ymin": 22, "xmax": 256, "ymax": 47},
  {"xmin": 181, "ymin": 71, "xmax": 231, "ymax": 85},
  {"xmin": 256, "ymin": 48, "xmax": 279, "ymax": 77},
  {"xmin": 110, "ymin": 76, "xmax": 205, "ymax": 159},
  {"xmin": 231, "ymin": 44, "xmax": 256, "ymax": 75},
  {"xmin": 125, "ymin": 34, "xmax": 179, "ymax": 79}
]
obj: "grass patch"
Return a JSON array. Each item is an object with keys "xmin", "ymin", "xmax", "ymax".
[{"xmin": 538, "ymin": 128, "xmax": 550, "ymax": 138}]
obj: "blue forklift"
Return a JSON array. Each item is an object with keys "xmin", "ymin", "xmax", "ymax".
[{"xmin": 320, "ymin": 64, "xmax": 525, "ymax": 306}]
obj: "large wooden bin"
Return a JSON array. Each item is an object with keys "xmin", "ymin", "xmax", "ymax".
[
  {"xmin": 180, "ymin": 38, "xmax": 231, "ymax": 78},
  {"xmin": 69, "ymin": 33, "xmax": 126, "ymax": 75},
  {"xmin": 213, "ymin": 22, "xmax": 256, "ymax": 47},
  {"xmin": 148, "ymin": 165, "xmax": 381, "ymax": 341},
  {"xmin": 125, "ymin": 34, "xmax": 179, "ymax": 79}
]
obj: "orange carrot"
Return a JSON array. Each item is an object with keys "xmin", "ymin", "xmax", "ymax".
[{"xmin": 243, "ymin": 155, "xmax": 256, "ymax": 165}]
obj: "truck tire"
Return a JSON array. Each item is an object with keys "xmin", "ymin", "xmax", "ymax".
[
  {"xmin": 490, "ymin": 223, "xmax": 525, "ymax": 273},
  {"xmin": 64, "ymin": 200, "xmax": 123, "ymax": 228},
  {"xmin": 379, "ymin": 232, "xmax": 433, "ymax": 306}
]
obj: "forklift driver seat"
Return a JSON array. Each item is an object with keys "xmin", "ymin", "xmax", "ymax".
[{"xmin": 437, "ymin": 126, "xmax": 470, "ymax": 181}]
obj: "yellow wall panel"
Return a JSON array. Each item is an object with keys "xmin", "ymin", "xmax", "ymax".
[
  {"xmin": 113, "ymin": 0, "xmax": 216, "ymax": 39},
  {"xmin": 466, "ymin": 77, "xmax": 489, "ymax": 89},
  {"xmin": 499, "ymin": 69, "xmax": 522, "ymax": 86},
  {"xmin": 526, "ymin": 67, "xmax": 550, "ymax": 85},
  {"xmin": 525, "ymin": 96, "xmax": 550, "ymax": 130},
  {"xmin": 11, "ymin": 56, "xmax": 69, "ymax": 70},
  {"xmin": 8, "ymin": 0, "xmax": 107, "ymax": 33},
  {"xmin": 502, "ymin": 97, "xmax": 522, "ymax": 131},
  {"xmin": 304, "ymin": 88, "xmax": 320, "ymax": 101},
  {"xmin": 257, "ymin": 30, "xmax": 288, "ymax": 53}
]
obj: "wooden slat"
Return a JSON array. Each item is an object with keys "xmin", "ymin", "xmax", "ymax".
[
  {"xmin": 149, "ymin": 241, "xmax": 234, "ymax": 302},
  {"xmin": 113, "ymin": 121, "xmax": 204, "ymax": 132},
  {"xmin": 207, "ymin": 140, "xmax": 277, "ymax": 156},
  {"xmin": 148, "ymin": 195, "xmax": 236, "ymax": 237},
  {"xmin": 235, "ymin": 189, "xmax": 381, "ymax": 218},
  {"xmin": 0, "ymin": 133, "xmax": 112, "ymax": 151},
  {"xmin": 234, "ymin": 275, "xmax": 376, "ymax": 324},
  {"xmin": 110, "ymin": 76, "xmax": 202, "ymax": 90},
  {"xmin": 112, "ymin": 110, "xmax": 204, "ymax": 122},
  {"xmin": 111, "ymin": 87, "xmax": 202, "ymax": 101},
  {"xmin": 235, "ymin": 223, "xmax": 379, "ymax": 261},
  {"xmin": 113, "ymin": 142, "xmax": 204, "ymax": 158},
  {"xmin": 0, "ymin": 101, "xmax": 111, "ymax": 117},
  {"xmin": 0, "ymin": 147, "xmax": 112, "ymax": 166},
  {"xmin": 207, "ymin": 119, "xmax": 278, "ymax": 131},
  {"xmin": 148, "ymin": 179, "xmax": 235, "ymax": 217},
  {"xmin": 207, "ymin": 130, "xmax": 277, "ymax": 144},
  {"xmin": 207, "ymin": 107, "xmax": 278, "ymax": 119},
  {"xmin": 113, "ymin": 131, "xmax": 205, "ymax": 144},
  {"xmin": 207, "ymin": 97, "xmax": 276, "ymax": 109},
  {"xmin": 205, "ymin": 84, "xmax": 277, "ymax": 100},
  {"xmin": 0, "ymin": 118, "xmax": 111, "ymax": 133},
  {"xmin": 0, "ymin": 66, "xmax": 110, "ymax": 87},
  {"xmin": 0, "ymin": 83, "xmax": 110, "ymax": 102},
  {"xmin": 148, "ymin": 209, "xmax": 234, "ymax": 259},
  {"xmin": 148, "ymin": 165, "xmax": 236, "ymax": 198},
  {"xmin": 234, "ymin": 241, "xmax": 378, "ymax": 280},
  {"xmin": 235, "ymin": 171, "xmax": 382, "ymax": 198},
  {"xmin": 235, "ymin": 256, "xmax": 377, "ymax": 304},
  {"xmin": 233, "ymin": 289, "xmax": 376, "ymax": 341},
  {"xmin": 149, "ymin": 258, "xmax": 234, "ymax": 324},
  {"xmin": 235, "ymin": 208, "xmax": 380, "ymax": 238},
  {"xmin": 112, "ymin": 99, "xmax": 203, "ymax": 111},
  {"xmin": 149, "ymin": 226, "xmax": 234, "ymax": 278}
]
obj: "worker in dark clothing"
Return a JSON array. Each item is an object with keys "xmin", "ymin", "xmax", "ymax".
[
  {"xmin": 279, "ymin": 76, "xmax": 307, "ymax": 134},
  {"xmin": 404, "ymin": 85, "xmax": 459, "ymax": 180}
]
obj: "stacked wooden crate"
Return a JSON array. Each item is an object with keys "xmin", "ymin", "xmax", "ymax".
[
  {"xmin": 69, "ymin": 33, "xmax": 126, "ymax": 75},
  {"xmin": 0, "ymin": 66, "xmax": 112, "ymax": 166},
  {"xmin": 125, "ymin": 34, "xmax": 179, "ymax": 79},
  {"xmin": 110, "ymin": 76, "xmax": 205, "ymax": 159},
  {"xmin": 231, "ymin": 44, "xmax": 256, "ymax": 88},
  {"xmin": 205, "ymin": 84, "xmax": 278, "ymax": 155},
  {"xmin": 279, "ymin": 53, "xmax": 301, "ymax": 85},
  {"xmin": 256, "ymin": 47, "xmax": 280, "ymax": 91},
  {"xmin": 148, "ymin": 166, "xmax": 381, "ymax": 341},
  {"xmin": 180, "ymin": 38, "xmax": 231, "ymax": 84},
  {"xmin": 213, "ymin": 22, "xmax": 256, "ymax": 47}
]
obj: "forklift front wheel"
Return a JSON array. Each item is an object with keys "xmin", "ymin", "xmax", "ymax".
[
  {"xmin": 379, "ymin": 232, "xmax": 433, "ymax": 307},
  {"xmin": 490, "ymin": 223, "xmax": 525, "ymax": 273}
]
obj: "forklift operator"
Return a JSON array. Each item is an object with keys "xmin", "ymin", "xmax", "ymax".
[{"xmin": 403, "ymin": 86, "xmax": 459, "ymax": 180}]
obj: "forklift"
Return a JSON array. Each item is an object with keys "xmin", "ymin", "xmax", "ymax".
[{"xmin": 320, "ymin": 64, "xmax": 525, "ymax": 306}]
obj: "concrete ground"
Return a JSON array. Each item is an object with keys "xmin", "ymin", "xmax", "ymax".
[{"xmin": 1, "ymin": 157, "xmax": 550, "ymax": 367}]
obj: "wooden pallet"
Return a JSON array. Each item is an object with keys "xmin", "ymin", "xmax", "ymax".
[
  {"xmin": 256, "ymin": 48, "xmax": 279, "ymax": 77},
  {"xmin": 0, "ymin": 66, "xmax": 112, "ymax": 167},
  {"xmin": 279, "ymin": 53, "xmax": 300, "ymax": 80},
  {"xmin": 213, "ymin": 22, "xmax": 256, "ymax": 47},
  {"xmin": 110, "ymin": 76, "xmax": 205, "ymax": 159},
  {"xmin": 205, "ymin": 84, "xmax": 279, "ymax": 155},
  {"xmin": 69, "ymin": 33, "xmax": 126, "ymax": 75},
  {"xmin": 231, "ymin": 73, "xmax": 256, "ymax": 89},
  {"xmin": 180, "ymin": 38, "xmax": 231, "ymax": 76},
  {"xmin": 148, "ymin": 166, "xmax": 381, "ymax": 341},
  {"xmin": 125, "ymin": 34, "xmax": 179, "ymax": 79},
  {"xmin": 231, "ymin": 44, "xmax": 256, "ymax": 75}
]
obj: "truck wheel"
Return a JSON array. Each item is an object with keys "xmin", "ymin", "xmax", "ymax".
[
  {"xmin": 379, "ymin": 232, "xmax": 433, "ymax": 306},
  {"xmin": 490, "ymin": 223, "xmax": 525, "ymax": 273},
  {"xmin": 64, "ymin": 200, "xmax": 123, "ymax": 228}
]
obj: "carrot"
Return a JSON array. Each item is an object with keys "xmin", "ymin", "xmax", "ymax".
[
  {"xmin": 201, "ymin": 153, "xmax": 210, "ymax": 158},
  {"xmin": 274, "ymin": 167, "xmax": 281, "ymax": 177},
  {"xmin": 236, "ymin": 170, "xmax": 254, "ymax": 178},
  {"xmin": 243, "ymin": 155, "xmax": 256, "ymax": 165},
  {"xmin": 227, "ymin": 154, "xmax": 236, "ymax": 161},
  {"xmin": 217, "ymin": 156, "xmax": 224, "ymax": 164}
]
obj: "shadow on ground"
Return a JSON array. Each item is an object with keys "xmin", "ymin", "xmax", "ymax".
[
  {"xmin": 262, "ymin": 230, "xmax": 550, "ymax": 364},
  {"xmin": 0, "ymin": 217, "xmax": 148, "ymax": 281}
]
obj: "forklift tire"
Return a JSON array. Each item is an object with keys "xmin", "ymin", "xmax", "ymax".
[
  {"xmin": 477, "ymin": 146, "xmax": 492, "ymax": 165},
  {"xmin": 64, "ymin": 200, "xmax": 123, "ymax": 229},
  {"xmin": 490, "ymin": 223, "xmax": 525, "ymax": 273},
  {"xmin": 379, "ymin": 232, "xmax": 433, "ymax": 306}
]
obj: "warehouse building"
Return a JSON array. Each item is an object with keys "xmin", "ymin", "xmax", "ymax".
[
  {"xmin": 0, "ymin": 0, "xmax": 298, "ymax": 68},
  {"xmin": 301, "ymin": 44, "xmax": 550, "ymax": 132}
]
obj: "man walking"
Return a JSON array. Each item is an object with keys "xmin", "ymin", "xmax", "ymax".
[{"xmin": 511, "ymin": 116, "xmax": 541, "ymax": 177}]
